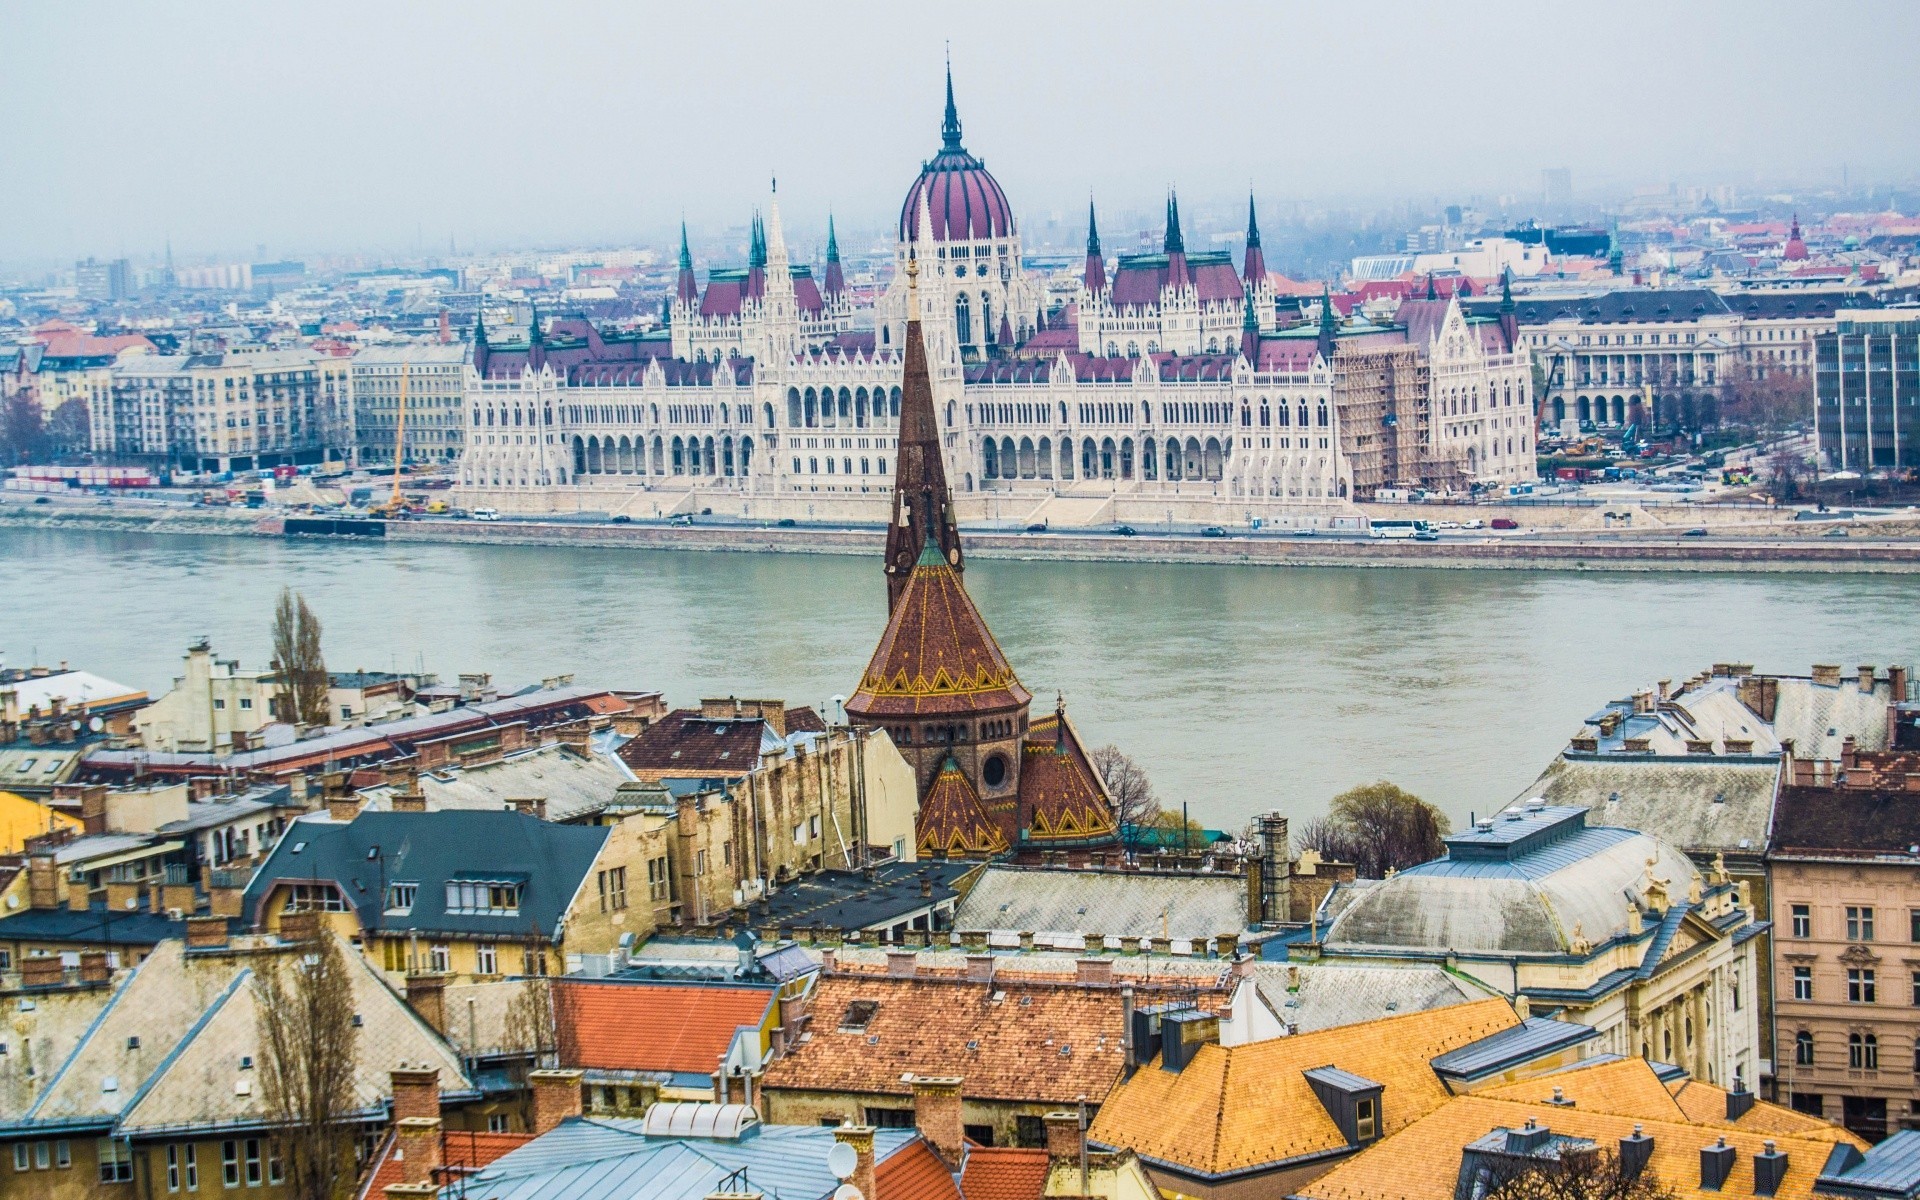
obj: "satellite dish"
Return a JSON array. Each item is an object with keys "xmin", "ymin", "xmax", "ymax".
[
  {"xmin": 834, "ymin": 1186, "xmax": 864, "ymax": 1200},
  {"xmin": 827, "ymin": 1142, "xmax": 858, "ymax": 1182},
  {"xmin": 89, "ymin": 716, "xmax": 104, "ymax": 732}
]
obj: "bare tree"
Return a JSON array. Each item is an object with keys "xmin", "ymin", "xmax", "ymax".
[
  {"xmin": 1723, "ymin": 360, "xmax": 1814, "ymax": 435},
  {"xmin": 46, "ymin": 399, "xmax": 91, "ymax": 455},
  {"xmin": 1090, "ymin": 744, "xmax": 1160, "ymax": 833},
  {"xmin": 1, "ymin": 395, "xmax": 48, "ymax": 464},
  {"xmin": 501, "ymin": 976, "xmax": 556, "ymax": 1129},
  {"xmin": 1312, "ymin": 781, "xmax": 1450, "ymax": 879},
  {"xmin": 254, "ymin": 930, "xmax": 360, "ymax": 1200},
  {"xmin": 271, "ymin": 587, "xmax": 330, "ymax": 726},
  {"xmin": 1486, "ymin": 1148, "xmax": 1679, "ymax": 1200}
]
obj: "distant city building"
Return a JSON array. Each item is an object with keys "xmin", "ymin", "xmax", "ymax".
[
  {"xmin": 172, "ymin": 261, "xmax": 252, "ymax": 291},
  {"xmin": 98, "ymin": 347, "xmax": 352, "ymax": 471},
  {"xmin": 350, "ymin": 343, "xmax": 467, "ymax": 465},
  {"xmin": 73, "ymin": 256, "xmax": 132, "ymax": 301},
  {"xmin": 457, "ymin": 68, "xmax": 1536, "ymax": 515},
  {"xmin": 1542, "ymin": 166, "xmax": 1573, "ymax": 205},
  {"xmin": 1814, "ymin": 310, "xmax": 1919, "ymax": 470}
]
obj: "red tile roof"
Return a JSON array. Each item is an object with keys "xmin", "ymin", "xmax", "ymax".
[
  {"xmin": 553, "ymin": 981, "xmax": 773, "ymax": 1074},
  {"xmin": 617, "ymin": 709, "xmax": 768, "ymax": 777},
  {"xmin": 919, "ymin": 757, "xmax": 1007, "ymax": 858},
  {"xmin": 960, "ymin": 1147, "xmax": 1049, "ymax": 1200},
  {"xmin": 880, "ymin": 1139, "xmax": 965, "ymax": 1200},
  {"xmin": 845, "ymin": 552, "xmax": 1031, "ymax": 720},
  {"xmin": 359, "ymin": 1128, "xmax": 533, "ymax": 1199}
]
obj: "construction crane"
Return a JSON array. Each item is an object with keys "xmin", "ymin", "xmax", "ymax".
[{"xmin": 370, "ymin": 363, "xmax": 410, "ymax": 517}]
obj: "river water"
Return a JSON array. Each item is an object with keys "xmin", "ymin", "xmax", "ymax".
[{"xmin": 3, "ymin": 527, "xmax": 1914, "ymax": 831}]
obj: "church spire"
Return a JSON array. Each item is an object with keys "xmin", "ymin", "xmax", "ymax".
[
  {"xmin": 1240, "ymin": 278, "xmax": 1261, "ymax": 362},
  {"xmin": 881, "ymin": 256, "xmax": 964, "ymax": 611},
  {"xmin": 471, "ymin": 305, "xmax": 489, "ymax": 375},
  {"xmin": 823, "ymin": 213, "xmax": 846, "ymax": 297},
  {"xmin": 1317, "ymin": 285, "xmax": 1338, "ymax": 360},
  {"xmin": 1426, "ymin": 272, "xmax": 1437, "ymax": 300},
  {"xmin": 940, "ymin": 58, "xmax": 963, "ymax": 151},
  {"xmin": 1084, "ymin": 197, "xmax": 1106, "ymax": 295},
  {"xmin": 1165, "ymin": 190, "xmax": 1189, "ymax": 289},
  {"xmin": 675, "ymin": 222, "xmax": 698, "ymax": 304},
  {"xmin": 1242, "ymin": 192, "xmax": 1266, "ymax": 288}
]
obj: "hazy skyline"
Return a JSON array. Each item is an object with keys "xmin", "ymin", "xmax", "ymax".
[{"xmin": 6, "ymin": 0, "xmax": 1918, "ymax": 267}]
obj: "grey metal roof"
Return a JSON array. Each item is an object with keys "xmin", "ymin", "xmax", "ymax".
[
  {"xmin": 356, "ymin": 744, "xmax": 633, "ymax": 823},
  {"xmin": 1251, "ymin": 963, "xmax": 1489, "ymax": 1033},
  {"xmin": 0, "ymin": 904, "xmax": 192, "ymax": 946},
  {"xmin": 1515, "ymin": 757, "xmax": 1779, "ymax": 856},
  {"xmin": 953, "ymin": 866, "xmax": 1251, "ymax": 940},
  {"xmin": 1817, "ymin": 1129, "xmax": 1920, "ymax": 1198},
  {"xmin": 240, "ymin": 810, "xmax": 608, "ymax": 938},
  {"xmin": 1429, "ymin": 1018, "xmax": 1599, "ymax": 1081},
  {"xmin": 1326, "ymin": 820, "xmax": 1699, "ymax": 957},
  {"xmin": 750, "ymin": 861, "xmax": 974, "ymax": 934},
  {"xmin": 156, "ymin": 784, "xmax": 296, "ymax": 835},
  {"xmin": 1302, "ymin": 1065, "xmax": 1380, "ymax": 1092},
  {"xmin": 467, "ymin": 1115, "xmax": 921, "ymax": 1200}
]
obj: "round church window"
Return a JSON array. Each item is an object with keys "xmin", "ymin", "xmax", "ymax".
[{"xmin": 982, "ymin": 753, "xmax": 1007, "ymax": 788}]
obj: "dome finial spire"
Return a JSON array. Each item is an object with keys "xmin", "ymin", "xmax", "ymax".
[{"xmin": 941, "ymin": 50, "xmax": 963, "ymax": 151}]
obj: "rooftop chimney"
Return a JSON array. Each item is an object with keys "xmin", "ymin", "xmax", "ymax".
[
  {"xmin": 1726, "ymin": 1074, "xmax": 1755, "ymax": 1122},
  {"xmin": 527, "ymin": 1069, "xmax": 583, "ymax": 1135},
  {"xmin": 1076, "ymin": 958, "xmax": 1114, "ymax": 988},
  {"xmin": 390, "ymin": 1067, "xmax": 441, "ymax": 1122},
  {"xmin": 1812, "ymin": 664, "xmax": 1843, "ymax": 688},
  {"xmin": 1620, "ymin": 1125, "xmax": 1654, "ymax": 1180},
  {"xmin": 965, "ymin": 953, "xmax": 996, "ymax": 984},
  {"xmin": 1701, "ymin": 1137, "xmax": 1736, "ymax": 1191},
  {"xmin": 1754, "ymin": 1141, "xmax": 1789, "ymax": 1197},
  {"xmin": 405, "ymin": 974, "xmax": 447, "ymax": 1034},
  {"xmin": 1860, "ymin": 665, "xmax": 1878, "ymax": 693},
  {"xmin": 833, "ymin": 1125, "xmax": 876, "ymax": 1200},
  {"xmin": 185, "ymin": 915, "xmax": 229, "ymax": 950},
  {"xmin": 886, "ymin": 949, "xmax": 918, "ymax": 979},
  {"xmin": 909, "ymin": 1076, "xmax": 964, "ymax": 1167}
]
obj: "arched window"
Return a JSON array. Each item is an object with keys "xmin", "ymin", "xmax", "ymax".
[
  {"xmin": 1316, "ymin": 404, "xmax": 1329, "ymax": 428},
  {"xmin": 981, "ymin": 295, "xmax": 993, "ymax": 343},
  {"xmin": 955, "ymin": 294, "xmax": 972, "ymax": 345},
  {"xmin": 890, "ymin": 387, "xmax": 901, "ymax": 417},
  {"xmin": 1850, "ymin": 1032, "xmax": 1879, "ymax": 1070},
  {"xmin": 1240, "ymin": 403, "xmax": 1252, "ymax": 427},
  {"xmin": 1795, "ymin": 1031, "xmax": 1814, "ymax": 1066},
  {"xmin": 765, "ymin": 402, "xmax": 777, "ymax": 429}
]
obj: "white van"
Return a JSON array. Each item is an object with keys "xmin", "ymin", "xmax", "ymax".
[{"xmin": 472, "ymin": 507, "xmax": 500, "ymax": 522}]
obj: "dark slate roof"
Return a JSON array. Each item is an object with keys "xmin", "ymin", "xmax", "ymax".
[
  {"xmin": 1477, "ymin": 288, "xmax": 1732, "ymax": 326},
  {"xmin": 1722, "ymin": 290, "xmax": 1880, "ymax": 319},
  {"xmin": 240, "ymin": 810, "xmax": 608, "ymax": 938},
  {"xmin": 749, "ymin": 861, "xmax": 976, "ymax": 933},
  {"xmin": 1429, "ymin": 1018, "xmax": 1600, "ymax": 1082},
  {"xmin": 1817, "ymin": 1129, "xmax": 1920, "ymax": 1199},
  {"xmin": 0, "ymin": 904, "xmax": 195, "ymax": 946},
  {"xmin": 1771, "ymin": 784, "xmax": 1920, "ymax": 856},
  {"xmin": 617, "ymin": 710, "xmax": 770, "ymax": 776}
]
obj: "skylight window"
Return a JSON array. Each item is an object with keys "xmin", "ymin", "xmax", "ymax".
[{"xmin": 840, "ymin": 1000, "xmax": 880, "ymax": 1032}]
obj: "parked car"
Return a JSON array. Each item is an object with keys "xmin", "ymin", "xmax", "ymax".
[
  {"xmin": 1200, "ymin": 526, "xmax": 1228, "ymax": 538},
  {"xmin": 1414, "ymin": 531, "xmax": 1441, "ymax": 541},
  {"xmin": 1025, "ymin": 522, "xmax": 1048, "ymax": 533},
  {"xmin": 776, "ymin": 517, "xmax": 798, "ymax": 527},
  {"xmin": 1681, "ymin": 527, "xmax": 1709, "ymax": 537},
  {"xmin": 1112, "ymin": 525, "xmax": 1137, "ymax": 536},
  {"xmin": 33, "ymin": 496, "xmax": 51, "ymax": 505},
  {"xmin": 1436, "ymin": 520, "xmax": 1460, "ymax": 530},
  {"xmin": 1489, "ymin": 517, "xmax": 1519, "ymax": 530},
  {"xmin": 1292, "ymin": 527, "xmax": 1316, "ymax": 537},
  {"xmin": 609, "ymin": 514, "xmax": 632, "ymax": 524},
  {"xmin": 1461, "ymin": 519, "xmax": 1484, "ymax": 530},
  {"xmin": 669, "ymin": 513, "xmax": 694, "ymax": 526},
  {"xmin": 1823, "ymin": 526, "xmax": 1849, "ymax": 538}
]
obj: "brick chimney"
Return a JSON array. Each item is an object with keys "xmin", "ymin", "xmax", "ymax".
[
  {"xmin": 509, "ymin": 797, "xmax": 548, "ymax": 821},
  {"xmin": 1043, "ymin": 1110, "xmax": 1084, "ymax": 1164},
  {"xmin": 1890, "ymin": 665, "xmax": 1909, "ymax": 701},
  {"xmin": 208, "ymin": 883, "xmax": 245, "ymax": 918},
  {"xmin": 394, "ymin": 1117, "xmax": 442, "ymax": 1187},
  {"xmin": 964, "ymin": 954, "xmax": 996, "ymax": 984},
  {"xmin": 328, "ymin": 793, "xmax": 363, "ymax": 822},
  {"xmin": 1075, "ymin": 958, "xmax": 1113, "ymax": 987},
  {"xmin": 405, "ymin": 974, "xmax": 447, "ymax": 1034},
  {"xmin": 186, "ymin": 915, "xmax": 230, "ymax": 950},
  {"xmin": 910, "ymin": 1076, "xmax": 964, "ymax": 1166},
  {"xmin": 1812, "ymin": 664, "xmax": 1842, "ymax": 687},
  {"xmin": 833, "ymin": 1124, "xmax": 876, "ymax": 1200},
  {"xmin": 27, "ymin": 854, "xmax": 59, "ymax": 910},
  {"xmin": 78, "ymin": 785, "xmax": 110, "ymax": 835},
  {"xmin": 528, "ymin": 1069, "xmax": 583, "ymax": 1135},
  {"xmin": 390, "ymin": 1067, "xmax": 441, "ymax": 1121},
  {"xmin": 1860, "ymin": 665, "xmax": 1878, "ymax": 693},
  {"xmin": 886, "ymin": 949, "xmax": 917, "ymax": 978}
]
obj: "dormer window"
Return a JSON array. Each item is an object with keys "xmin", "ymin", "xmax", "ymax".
[
  {"xmin": 1354, "ymin": 1096, "xmax": 1378, "ymax": 1141},
  {"xmin": 384, "ymin": 883, "xmax": 417, "ymax": 914},
  {"xmin": 446, "ymin": 879, "xmax": 522, "ymax": 916}
]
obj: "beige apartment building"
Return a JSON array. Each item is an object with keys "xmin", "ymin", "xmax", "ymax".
[
  {"xmin": 351, "ymin": 342, "xmax": 468, "ymax": 465},
  {"xmin": 101, "ymin": 346, "xmax": 352, "ymax": 471},
  {"xmin": 1770, "ymin": 747, "xmax": 1920, "ymax": 1141}
]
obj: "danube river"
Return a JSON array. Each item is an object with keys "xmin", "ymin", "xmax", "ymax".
[{"xmin": 4, "ymin": 527, "xmax": 1915, "ymax": 831}]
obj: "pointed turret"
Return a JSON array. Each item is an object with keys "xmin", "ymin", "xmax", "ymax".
[
  {"xmin": 526, "ymin": 302, "xmax": 545, "ymax": 371},
  {"xmin": 675, "ymin": 223, "xmax": 697, "ymax": 304},
  {"xmin": 1497, "ymin": 267, "xmax": 1518, "ymax": 348},
  {"xmin": 823, "ymin": 214, "xmax": 846, "ymax": 297},
  {"xmin": 1425, "ymin": 273, "xmax": 1437, "ymax": 300},
  {"xmin": 1317, "ymin": 285, "xmax": 1338, "ymax": 361},
  {"xmin": 1242, "ymin": 193, "xmax": 1267, "ymax": 287},
  {"xmin": 1165, "ymin": 191, "xmax": 1189, "ymax": 289},
  {"xmin": 471, "ymin": 306, "xmax": 489, "ymax": 376},
  {"xmin": 941, "ymin": 59, "xmax": 964, "ymax": 152},
  {"xmin": 1784, "ymin": 213, "xmax": 1809, "ymax": 262},
  {"xmin": 745, "ymin": 213, "xmax": 766, "ymax": 300},
  {"xmin": 1083, "ymin": 198, "xmax": 1106, "ymax": 295},
  {"xmin": 880, "ymin": 255, "xmax": 963, "ymax": 611}
]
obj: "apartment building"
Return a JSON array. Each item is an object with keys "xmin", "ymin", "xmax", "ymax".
[
  {"xmin": 98, "ymin": 347, "xmax": 352, "ymax": 471},
  {"xmin": 350, "ymin": 343, "xmax": 468, "ymax": 465}
]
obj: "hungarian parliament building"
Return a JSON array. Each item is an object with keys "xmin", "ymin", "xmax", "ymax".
[{"xmin": 458, "ymin": 72, "xmax": 1535, "ymax": 522}]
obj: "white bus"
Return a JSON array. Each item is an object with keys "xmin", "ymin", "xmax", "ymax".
[{"xmin": 1367, "ymin": 519, "xmax": 1432, "ymax": 539}]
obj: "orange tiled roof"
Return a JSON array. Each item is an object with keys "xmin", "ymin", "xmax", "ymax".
[
  {"xmin": 1088, "ymin": 998, "xmax": 1522, "ymax": 1177},
  {"xmin": 1669, "ymin": 1077, "xmax": 1840, "ymax": 1137},
  {"xmin": 845, "ymin": 549, "xmax": 1031, "ymax": 719},
  {"xmin": 961, "ymin": 1147, "xmax": 1050, "ymax": 1200},
  {"xmin": 1295, "ymin": 1089, "xmax": 1860, "ymax": 1200},
  {"xmin": 1484, "ymin": 1057, "xmax": 1839, "ymax": 1139},
  {"xmin": 880, "ymin": 1138, "xmax": 966, "ymax": 1200},
  {"xmin": 1018, "ymin": 712, "xmax": 1116, "ymax": 845},
  {"xmin": 920, "ymin": 757, "xmax": 1009, "ymax": 857},
  {"xmin": 553, "ymin": 981, "xmax": 773, "ymax": 1074},
  {"xmin": 760, "ymin": 973, "xmax": 1134, "ymax": 1104}
]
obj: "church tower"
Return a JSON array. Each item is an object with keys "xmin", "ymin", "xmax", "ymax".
[{"xmin": 879, "ymin": 255, "xmax": 965, "ymax": 612}]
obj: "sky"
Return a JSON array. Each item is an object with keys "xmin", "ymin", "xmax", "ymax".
[{"xmin": 5, "ymin": 0, "xmax": 1918, "ymax": 266}]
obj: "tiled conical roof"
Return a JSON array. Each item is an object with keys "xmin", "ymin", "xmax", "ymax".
[
  {"xmin": 918, "ymin": 756, "xmax": 1008, "ymax": 858},
  {"xmin": 1018, "ymin": 708, "xmax": 1118, "ymax": 845},
  {"xmin": 846, "ymin": 541, "xmax": 1031, "ymax": 719}
]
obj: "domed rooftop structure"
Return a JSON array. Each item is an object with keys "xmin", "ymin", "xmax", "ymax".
[
  {"xmin": 899, "ymin": 66, "xmax": 1014, "ymax": 244},
  {"xmin": 1324, "ymin": 804, "xmax": 1701, "ymax": 957}
]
